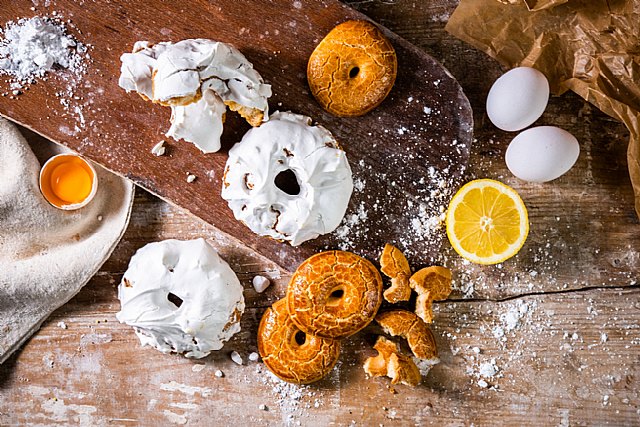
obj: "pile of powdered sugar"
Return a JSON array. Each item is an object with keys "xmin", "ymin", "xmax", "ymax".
[{"xmin": 0, "ymin": 15, "xmax": 87, "ymax": 91}]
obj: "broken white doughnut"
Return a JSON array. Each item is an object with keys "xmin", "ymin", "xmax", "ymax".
[
  {"xmin": 116, "ymin": 238, "xmax": 245, "ymax": 358},
  {"xmin": 221, "ymin": 111, "xmax": 353, "ymax": 246},
  {"xmin": 118, "ymin": 39, "xmax": 271, "ymax": 153}
]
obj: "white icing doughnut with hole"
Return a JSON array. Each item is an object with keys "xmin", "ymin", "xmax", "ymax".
[
  {"xmin": 116, "ymin": 238, "xmax": 245, "ymax": 358},
  {"xmin": 221, "ymin": 111, "xmax": 353, "ymax": 246}
]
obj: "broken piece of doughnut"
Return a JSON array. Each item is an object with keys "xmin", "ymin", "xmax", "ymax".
[
  {"xmin": 379, "ymin": 243, "xmax": 412, "ymax": 303},
  {"xmin": 307, "ymin": 20, "xmax": 397, "ymax": 117},
  {"xmin": 258, "ymin": 299, "xmax": 340, "ymax": 384},
  {"xmin": 363, "ymin": 336, "xmax": 421, "ymax": 387},
  {"xmin": 375, "ymin": 310, "xmax": 438, "ymax": 360},
  {"xmin": 119, "ymin": 39, "xmax": 271, "ymax": 153},
  {"xmin": 409, "ymin": 266, "xmax": 452, "ymax": 324},
  {"xmin": 287, "ymin": 251, "xmax": 383, "ymax": 339}
]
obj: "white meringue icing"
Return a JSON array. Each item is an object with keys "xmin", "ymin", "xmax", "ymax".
[
  {"xmin": 166, "ymin": 82, "xmax": 227, "ymax": 153},
  {"xmin": 118, "ymin": 39, "xmax": 271, "ymax": 153},
  {"xmin": 119, "ymin": 41, "xmax": 169, "ymax": 100},
  {"xmin": 116, "ymin": 238, "xmax": 245, "ymax": 359},
  {"xmin": 221, "ymin": 111, "xmax": 353, "ymax": 246}
]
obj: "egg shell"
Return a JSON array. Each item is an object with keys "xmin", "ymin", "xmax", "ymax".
[
  {"xmin": 486, "ymin": 67, "xmax": 549, "ymax": 132},
  {"xmin": 506, "ymin": 126, "xmax": 580, "ymax": 183}
]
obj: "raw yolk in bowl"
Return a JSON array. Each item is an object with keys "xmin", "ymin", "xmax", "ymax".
[
  {"xmin": 40, "ymin": 155, "xmax": 96, "ymax": 209},
  {"xmin": 50, "ymin": 161, "xmax": 93, "ymax": 203}
]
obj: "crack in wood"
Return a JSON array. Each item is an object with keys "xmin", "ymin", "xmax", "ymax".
[{"xmin": 442, "ymin": 283, "xmax": 640, "ymax": 304}]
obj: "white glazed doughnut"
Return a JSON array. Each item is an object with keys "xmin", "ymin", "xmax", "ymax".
[
  {"xmin": 119, "ymin": 39, "xmax": 272, "ymax": 153},
  {"xmin": 221, "ymin": 111, "xmax": 353, "ymax": 246},
  {"xmin": 116, "ymin": 238, "xmax": 245, "ymax": 358}
]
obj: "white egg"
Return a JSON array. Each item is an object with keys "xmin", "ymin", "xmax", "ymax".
[
  {"xmin": 487, "ymin": 67, "xmax": 549, "ymax": 132},
  {"xmin": 506, "ymin": 126, "xmax": 579, "ymax": 183}
]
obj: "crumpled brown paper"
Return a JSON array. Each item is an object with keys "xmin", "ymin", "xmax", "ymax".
[
  {"xmin": 446, "ymin": 0, "xmax": 640, "ymax": 219},
  {"xmin": 523, "ymin": 0, "xmax": 568, "ymax": 11}
]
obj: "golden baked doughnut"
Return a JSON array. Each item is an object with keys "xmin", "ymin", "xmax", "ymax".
[
  {"xmin": 257, "ymin": 299, "xmax": 340, "ymax": 384},
  {"xmin": 287, "ymin": 250, "xmax": 383, "ymax": 339},
  {"xmin": 307, "ymin": 20, "xmax": 397, "ymax": 117}
]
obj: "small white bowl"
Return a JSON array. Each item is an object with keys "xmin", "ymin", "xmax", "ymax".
[{"xmin": 39, "ymin": 153, "xmax": 98, "ymax": 210}]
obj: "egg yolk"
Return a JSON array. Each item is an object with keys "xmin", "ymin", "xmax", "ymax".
[{"xmin": 50, "ymin": 161, "xmax": 93, "ymax": 204}]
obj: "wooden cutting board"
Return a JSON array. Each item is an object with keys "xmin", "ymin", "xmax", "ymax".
[{"xmin": 0, "ymin": 0, "xmax": 472, "ymax": 273}]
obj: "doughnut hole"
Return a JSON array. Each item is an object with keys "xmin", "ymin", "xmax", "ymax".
[
  {"xmin": 326, "ymin": 286, "xmax": 345, "ymax": 307},
  {"xmin": 274, "ymin": 169, "xmax": 301, "ymax": 195},
  {"xmin": 167, "ymin": 292, "xmax": 183, "ymax": 308},
  {"xmin": 292, "ymin": 329, "xmax": 307, "ymax": 346}
]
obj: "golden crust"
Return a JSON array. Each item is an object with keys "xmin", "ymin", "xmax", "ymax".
[
  {"xmin": 287, "ymin": 251, "xmax": 383, "ymax": 340},
  {"xmin": 363, "ymin": 336, "xmax": 421, "ymax": 387},
  {"xmin": 150, "ymin": 79, "xmax": 264, "ymax": 127},
  {"xmin": 409, "ymin": 266, "xmax": 452, "ymax": 324},
  {"xmin": 379, "ymin": 244, "xmax": 412, "ymax": 303},
  {"xmin": 257, "ymin": 299, "xmax": 340, "ymax": 385},
  {"xmin": 375, "ymin": 310, "xmax": 438, "ymax": 360},
  {"xmin": 307, "ymin": 20, "xmax": 397, "ymax": 117},
  {"xmin": 224, "ymin": 100, "xmax": 264, "ymax": 127}
]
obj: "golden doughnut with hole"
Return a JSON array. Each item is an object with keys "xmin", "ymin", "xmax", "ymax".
[
  {"xmin": 307, "ymin": 20, "xmax": 397, "ymax": 117},
  {"xmin": 286, "ymin": 250, "xmax": 383, "ymax": 340},
  {"xmin": 257, "ymin": 298, "xmax": 340, "ymax": 384}
]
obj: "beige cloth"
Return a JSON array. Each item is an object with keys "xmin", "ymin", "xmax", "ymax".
[{"xmin": 0, "ymin": 119, "xmax": 134, "ymax": 364}]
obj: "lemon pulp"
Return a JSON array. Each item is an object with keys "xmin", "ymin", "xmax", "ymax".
[{"xmin": 446, "ymin": 179, "xmax": 529, "ymax": 265}]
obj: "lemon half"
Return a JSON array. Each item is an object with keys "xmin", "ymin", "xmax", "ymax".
[{"xmin": 445, "ymin": 179, "xmax": 529, "ymax": 265}]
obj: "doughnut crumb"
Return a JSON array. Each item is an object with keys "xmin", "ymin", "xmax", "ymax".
[
  {"xmin": 380, "ymin": 243, "xmax": 412, "ymax": 303},
  {"xmin": 375, "ymin": 310, "xmax": 438, "ymax": 360},
  {"xmin": 364, "ymin": 336, "xmax": 421, "ymax": 387},
  {"xmin": 409, "ymin": 266, "xmax": 452, "ymax": 323}
]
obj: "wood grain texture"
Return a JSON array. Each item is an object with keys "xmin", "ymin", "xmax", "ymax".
[
  {"xmin": 0, "ymin": 0, "xmax": 472, "ymax": 272},
  {"xmin": 2, "ymin": 0, "xmax": 640, "ymax": 426}
]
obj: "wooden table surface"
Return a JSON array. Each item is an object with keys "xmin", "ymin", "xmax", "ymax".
[{"xmin": 1, "ymin": 1, "xmax": 639, "ymax": 426}]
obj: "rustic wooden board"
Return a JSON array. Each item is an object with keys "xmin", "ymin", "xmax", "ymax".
[{"xmin": 0, "ymin": 0, "xmax": 472, "ymax": 273}]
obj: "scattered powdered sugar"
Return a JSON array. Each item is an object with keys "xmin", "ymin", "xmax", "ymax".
[
  {"xmin": 334, "ymin": 201, "xmax": 368, "ymax": 250},
  {"xmin": 478, "ymin": 360, "xmax": 499, "ymax": 378},
  {"xmin": 0, "ymin": 14, "xmax": 91, "ymax": 134},
  {"xmin": 440, "ymin": 298, "xmax": 540, "ymax": 390},
  {"xmin": 492, "ymin": 300, "xmax": 530, "ymax": 339},
  {"xmin": 0, "ymin": 16, "xmax": 87, "ymax": 90},
  {"xmin": 258, "ymin": 369, "xmax": 307, "ymax": 424},
  {"xmin": 334, "ymin": 163, "xmax": 453, "ymax": 261}
]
